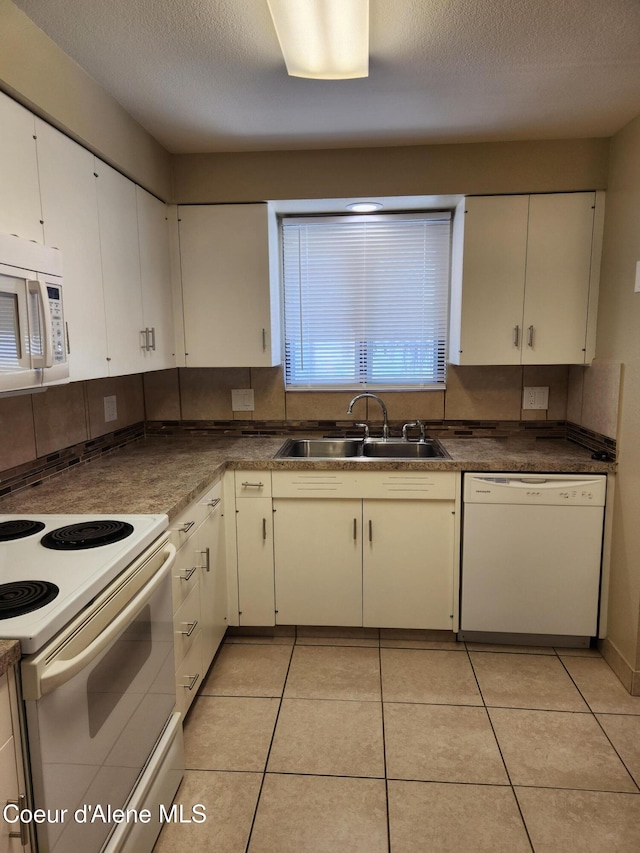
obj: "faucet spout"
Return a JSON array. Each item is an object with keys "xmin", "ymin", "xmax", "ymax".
[{"xmin": 347, "ymin": 393, "xmax": 389, "ymax": 439}]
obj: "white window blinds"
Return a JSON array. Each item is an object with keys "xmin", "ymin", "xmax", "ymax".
[{"xmin": 281, "ymin": 213, "xmax": 451, "ymax": 389}]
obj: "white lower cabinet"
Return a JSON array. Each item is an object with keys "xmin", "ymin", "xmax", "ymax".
[
  {"xmin": 0, "ymin": 669, "xmax": 32, "ymax": 852},
  {"xmin": 273, "ymin": 499, "xmax": 362, "ymax": 626},
  {"xmin": 169, "ymin": 480, "xmax": 226, "ymax": 715},
  {"xmin": 231, "ymin": 469, "xmax": 459, "ymax": 631},
  {"xmin": 363, "ymin": 500, "xmax": 455, "ymax": 629},
  {"xmin": 235, "ymin": 497, "xmax": 276, "ymax": 626}
]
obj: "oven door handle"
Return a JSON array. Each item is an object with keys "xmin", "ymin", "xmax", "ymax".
[{"xmin": 38, "ymin": 543, "xmax": 177, "ymax": 698}]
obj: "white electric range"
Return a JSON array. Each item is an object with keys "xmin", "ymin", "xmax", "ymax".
[
  {"xmin": 0, "ymin": 512, "xmax": 184, "ymax": 853},
  {"xmin": 0, "ymin": 513, "xmax": 168, "ymax": 653}
]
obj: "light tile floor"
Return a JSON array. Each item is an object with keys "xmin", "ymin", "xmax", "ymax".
[{"xmin": 154, "ymin": 632, "xmax": 640, "ymax": 853}]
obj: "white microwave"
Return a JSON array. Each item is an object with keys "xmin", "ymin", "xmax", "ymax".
[{"xmin": 0, "ymin": 233, "xmax": 69, "ymax": 395}]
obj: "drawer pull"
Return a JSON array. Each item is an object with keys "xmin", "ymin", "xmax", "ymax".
[
  {"xmin": 353, "ymin": 518, "xmax": 357, "ymax": 540},
  {"xmin": 369, "ymin": 519, "xmax": 373, "ymax": 542},
  {"xmin": 178, "ymin": 520, "xmax": 195, "ymax": 533},
  {"xmin": 208, "ymin": 498, "xmax": 221, "ymax": 509},
  {"xmin": 183, "ymin": 673, "xmax": 199, "ymax": 691},
  {"xmin": 241, "ymin": 481, "xmax": 264, "ymax": 489},
  {"xmin": 180, "ymin": 566, "xmax": 197, "ymax": 581},
  {"xmin": 7, "ymin": 795, "xmax": 29, "ymax": 844},
  {"xmin": 180, "ymin": 620, "xmax": 199, "ymax": 637},
  {"xmin": 263, "ymin": 518, "xmax": 267, "ymax": 540}
]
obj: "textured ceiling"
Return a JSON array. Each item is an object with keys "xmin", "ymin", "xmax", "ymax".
[{"xmin": 12, "ymin": 0, "xmax": 640, "ymax": 153}]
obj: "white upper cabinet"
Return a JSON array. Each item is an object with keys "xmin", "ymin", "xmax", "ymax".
[
  {"xmin": 178, "ymin": 204, "xmax": 281, "ymax": 367},
  {"xmin": 95, "ymin": 160, "xmax": 145, "ymax": 376},
  {"xmin": 136, "ymin": 187, "xmax": 175, "ymax": 370},
  {"xmin": 0, "ymin": 92, "xmax": 43, "ymax": 243},
  {"xmin": 449, "ymin": 192, "xmax": 603, "ymax": 365},
  {"xmin": 36, "ymin": 119, "xmax": 108, "ymax": 381}
]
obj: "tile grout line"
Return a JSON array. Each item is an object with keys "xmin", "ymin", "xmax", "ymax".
[
  {"xmin": 378, "ymin": 644, "xmax": 392, "ymax": 853},
  {"xmin": 242, "ymin": 638, "xmax": 297, "ymax": 853},
  {"xmin": 465, "ymin": 647, "xmax": 536, "ymax": 853},
  {"xmin": 557, "ymin": 655, "xmax": 640, "ymax": 795}
]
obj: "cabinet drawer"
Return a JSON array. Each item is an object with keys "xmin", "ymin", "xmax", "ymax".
[
  {"xmin": 169, "ymin": 502, "xmax": 208, "ymax": 549},
  {"xmin": 235, "ymin": 470, "xmax": 272, "ymax": 498},
  {"xmin": 175, "ymin": 639, "xmax": 203, "ymax": 717},
  {"xmin": 272, "ymin": 470, "xmax": 456, "ymax": 500},
  {"xmin": 174, "ymin": 583, "xmax": 202, "ymax": 668},
  {"xmin": 171, "ymin": 539, "xmax": 202, "ymax": 610}
]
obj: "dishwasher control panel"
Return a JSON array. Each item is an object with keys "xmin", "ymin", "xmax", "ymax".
[{"xmin": 464, "ymin": 473, "xmax": 606, "ymax": 506}]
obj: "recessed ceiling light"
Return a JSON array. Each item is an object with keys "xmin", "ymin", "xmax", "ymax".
[{"xmin": 346, "ymin": 202, "xmax": 383, "ymax": 212}]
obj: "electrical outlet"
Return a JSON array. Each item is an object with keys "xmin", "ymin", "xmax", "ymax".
[
  {"xmin": 104, "ymin": 395, "xmax": 118, "ymax": 422},
  {"xmin": 231, "ymin": 389, "xmax": 255, "ymax": 412},
  {"xmin": 522, "ymin": 386, "xmax": 549, "ymax": 410}
]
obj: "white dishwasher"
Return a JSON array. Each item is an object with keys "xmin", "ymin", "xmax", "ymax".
[{"xmin": 459, "ymin": 472, "xmax": 607, "ymax": 645}]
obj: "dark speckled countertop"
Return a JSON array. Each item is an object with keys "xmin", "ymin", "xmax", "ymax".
[{"xmin": 0, "ymin": 434, "xmax": 614, "ymax": 521}]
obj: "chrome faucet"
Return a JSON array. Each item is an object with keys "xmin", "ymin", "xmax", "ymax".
[{"xmin": 347, "ymin": 393, "xmax": 389, "ymax": 439}]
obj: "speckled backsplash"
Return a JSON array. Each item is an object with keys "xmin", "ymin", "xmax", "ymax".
[{"xmin": 0, "ymin": 423, "xmax": 144, "ymax": 499}]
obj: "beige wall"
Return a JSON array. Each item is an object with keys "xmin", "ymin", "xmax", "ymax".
[
  {"xmin": 173, "ymin": 138, "xmax": 610, "ymax": 203},
  {"xmin": 594, "ymin": 113, "xmax": 640, "ymax": 676},
  {"xmin": 0, "ymin": 0, "xmax": 172, "ymax": 200}
]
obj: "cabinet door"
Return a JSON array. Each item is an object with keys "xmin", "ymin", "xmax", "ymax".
[
  {"xmin": 273, "ymin": 499, "xmax": 362, "ymax": 626},
  {"xmin": 179, "ymin": 204, "xmax": 280, "ymax": 367},
  {"xmin": 36, "ymin": 120, "xmax": 108, "ymax": 381},
  {"xmin": 363, "ymin": 500, "xmax": 455, "ymax": 630},
  {"xmin": 454, "ymin": 195, "xmax": 529, "ymax": 365},
  {"xmin": 95, "ymin": 160, "xmax": 145, "ymax": 376},
  {"xmin": 236, "ymin": 497, "xmax": 275, "ymax": 626},
  {"xmin": 0, "ymin": 93, "xmax": 43, "ymax": 243},
  {"xmin": 198, "ymin": 497, "xmax": 227, "ymax": 671},
  {"xmin": 522, "ymin": 192, "xmax": 595, "ymax": 365},
  {"xmin": 136, "ymin": 187, "xmax": 175, "ymax": 369}
]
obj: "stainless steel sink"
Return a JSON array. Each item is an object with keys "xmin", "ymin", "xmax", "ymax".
[
  {"xmin": 361, "ymin": 439, "xmax": 449, "ymax": 459},
  {"xmin": 274, "ymin": 437, "xmax": 449, "ymax": 460},
  {"xmin": 274, "ymin": 438, "xmax": 364, "ymax": 458}
]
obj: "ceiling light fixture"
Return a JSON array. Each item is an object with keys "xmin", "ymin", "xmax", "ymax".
[
  {"xmin": 267, "ymin": 0, "xmax": 369, "ymax": 80},
  {"xmin": 346, "ymin": 202, "xmax": 383, "ymax": 212}
]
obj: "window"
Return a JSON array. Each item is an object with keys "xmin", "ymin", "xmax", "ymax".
[{"xmin": 281, "ymin": 212, "xmax": 451, "ymax": 390}]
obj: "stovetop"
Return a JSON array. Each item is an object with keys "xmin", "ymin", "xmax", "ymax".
[{"xmin": 0, "ymin": 513, "xmax": 168, "ymax": 653}]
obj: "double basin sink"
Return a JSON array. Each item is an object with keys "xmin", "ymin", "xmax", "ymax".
[{"xmin": 275, "ymin": 437, "xmax": 449, "ymax": 460}]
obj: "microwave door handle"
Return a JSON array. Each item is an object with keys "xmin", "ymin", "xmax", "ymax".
[{"xmin": 27, "ymin": 278, "xmax": 53, "ymax": 368}]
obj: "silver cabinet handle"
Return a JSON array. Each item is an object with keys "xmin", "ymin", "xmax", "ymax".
[
  {"xmin": 183, "ymin": 673, "xmax": 199, "ymax": 691},
  {"xmin": 262, "ymin": 328, "xmax": 266, "ymax": 350},
  {"xmin": 369, "ymin": 519, "xmax": 373, "ymax": 542},
  {"xmin": 527, "ymin": 325, "xmax": 534, "ymax": 347},
  {"xmin": 179, "ymin": 521, "xmax": 195, "ymax": 533},
  {"xmin": 353, "ymin": 518, "xmax": 357, "ymax": 540},
  {"xmin": 149, "ymin": 326, "xmax": 156, "ymax": 351},
  {"xmin": 200, "ymin": 546, "xmax": 211, "ymax": 572},
  {"xmin": 180, "ymin": 566, "xmax": 198, "ymax": 581},
  {"xmin": 513, "ymin": 325, "xmax": 520, "ymax": 348},
  {"xmin": 141, "ymin": 329, "xmax": 149, "ymax": 351},
  {"xmin": 208, "ymin": 498, "xmax": 221, "ymax": 510},
  {"xmin": 263, "ymin": 518, "xmax": 267, "ymax": 540},
  {"xmin": 180, "ymin": 620, "xmax": 198, "ymax": 637},
  {"xmin": 241, "ymin": 481, "xmax": 264, "ymax": 489},
  {"xmin": 7, "ymin": 795, "xmax": 29, "ymax": 845}
]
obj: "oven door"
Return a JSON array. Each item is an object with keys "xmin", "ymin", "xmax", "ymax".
[{"xmin": 21, "ymin": 536, "xmax": 177, "ymax": 853}]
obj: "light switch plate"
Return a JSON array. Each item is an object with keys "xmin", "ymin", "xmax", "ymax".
[
  {"xmin": 104, "ymin": 395, "xmax": 118, "ymax": 422},
  {"xmin": 522, "ymin": 386, "xmax": 549, "ymax": 410},
  {"xmin": 232, "ymin": 388, "xmax": 255, "ymax": 412}
]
